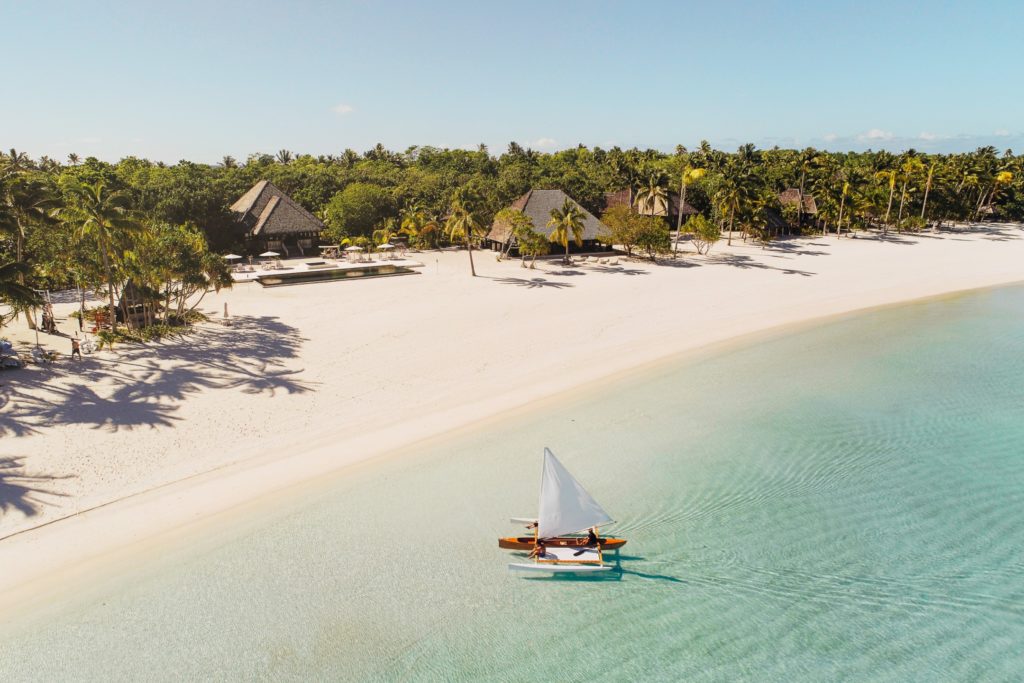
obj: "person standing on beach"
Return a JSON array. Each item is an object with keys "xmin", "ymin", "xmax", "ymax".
[{"xmin": 71, "ymin": 337, "xmax": 81, "ymax": 361}]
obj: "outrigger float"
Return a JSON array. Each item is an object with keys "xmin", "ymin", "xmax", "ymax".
[{"xmin": 503, "ymin": 448, "xmax": 626, "ymax": 574}]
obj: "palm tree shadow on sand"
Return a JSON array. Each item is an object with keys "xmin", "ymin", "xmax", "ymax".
[
  {"xmin": 0, "ymin": 315, "xmax": 315, "ymax": 436},
  {"xmin": 492, "ymin": 277, "xmax": 574, "ymax": 289},
  {"xmin": 0, "ymin": 457, "xmax": 72, "ymax": 520}
]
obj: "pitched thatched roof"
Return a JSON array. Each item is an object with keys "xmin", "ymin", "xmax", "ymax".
[
  {"xmin": 604, "ymin": 189, "xmax": 698, "ymax": 217},
  {"xmin": 488, "ymin": 189, "xmax": 607, "ymax": 244},
  {"xmin": 230, "ymin": 180, "xmax": 325, "ymax": 237},
  {"xmin": 778, "ymin": 188, "xmax": 818, "ymax": 214}
]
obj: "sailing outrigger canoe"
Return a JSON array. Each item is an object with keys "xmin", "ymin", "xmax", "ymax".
[{"xmin": 503, "ymin": 448, "xmax": 626, "ymax": 574}]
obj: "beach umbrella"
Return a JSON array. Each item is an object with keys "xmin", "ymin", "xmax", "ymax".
[
  {"xmin": 378, "ymin": 243, "xmax": 395, "ymax": 250},
  {"xmin": 344, "ymin": 246, "xmax": 364, "ymax": 252},
  {"xmin": 259, "ymin": 251, "xmax": 280, "ymax": 258},
  {"xmin": 223, "ymin": 253, "xmax": 243, "ymax": 260}
]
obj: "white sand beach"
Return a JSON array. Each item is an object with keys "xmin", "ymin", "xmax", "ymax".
[{"xmin": 2, "ymin": 224, "xmax": 1024, "ymax": 612}]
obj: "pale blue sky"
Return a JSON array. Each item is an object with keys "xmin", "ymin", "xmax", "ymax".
[{"xmin": 3, "ymin": 0, "xmax": 1022, "ymax": 162}]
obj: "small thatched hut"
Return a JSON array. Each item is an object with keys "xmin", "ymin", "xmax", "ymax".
[
  {"xmin": 229, "ymin": 180, "xmax": 325, "ymax": 257},
  {"xmin": 778, "ymin": 188, "xmax": 818, "ymax": 215},
  {"xmin": 117, "ymin": 280, "xmax": 160, "ymax": 328},
  {"xmin": 604, "ymin": 189, "xmax": 698, "ymax": 224},
  {"xmin": 484, "ymin": 189, "xmax": 608, "ymax": 253}
]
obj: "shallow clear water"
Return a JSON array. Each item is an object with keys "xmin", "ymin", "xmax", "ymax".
[{"xmin": 3, "ymin": 286, "xmax": 1024, "ymax": 681}]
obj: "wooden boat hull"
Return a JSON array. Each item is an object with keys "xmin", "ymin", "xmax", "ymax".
[{"xmin": 498, "ymin": 536, "xmax": 627, "ymax": 551}]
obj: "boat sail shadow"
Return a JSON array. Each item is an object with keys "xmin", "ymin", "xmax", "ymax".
[{"xmin": 520, "ymin": 552, "xmax": 687, "ymax": 584}]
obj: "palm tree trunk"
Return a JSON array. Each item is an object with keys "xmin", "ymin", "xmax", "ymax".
[
  {"xmin": 884, "ymin": 178, "xmax": 895, "ymax": 230},
  {"xmin": 673, "ymin": 177, "xmax": 686, "ymax": 255},
  {"xmin": 727, "ymin": 207, "xmax": 735, "ymax": 246},
  {"xmin": 465, "ymin": 233, "xmax": 476, "ymax": 276},
  {"xmin": 920, "ymin": 166, "xmax": 934, "ymax": 220},
  {"xmin": 798, "ymin": 172, "xmax": 806, "ymax": 230},
  {"xmin": 973, "ymin": 187, "xmax": 986, "ymax": 221},
  {"xmin": 102, "ymin": 250, "xmax": 117, "ymax": 333},
  {"xmin": 897, "ymin": 182, "xmax": 908, "ymax": 230},
  {"xmin": 836, "ymin": 192, "xmax": 846, "ymax": 238},
  {"xmin": 14, "ymin": 223, "xmax": 24, "ymax": 270}
]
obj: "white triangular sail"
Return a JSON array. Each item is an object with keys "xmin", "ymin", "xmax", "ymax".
[{"xmin": 537, "ymin": 447, "xmax": 613, "ymax": 539}]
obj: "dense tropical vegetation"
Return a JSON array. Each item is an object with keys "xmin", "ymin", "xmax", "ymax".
[{"xmin": 1, "ymin": 142, "xmax": 1021, "ymax": 328}]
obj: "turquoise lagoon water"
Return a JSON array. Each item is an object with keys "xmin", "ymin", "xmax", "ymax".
[{"xmin": 3, "ymin": 285, "xmax": 1024, "ymax": 681}]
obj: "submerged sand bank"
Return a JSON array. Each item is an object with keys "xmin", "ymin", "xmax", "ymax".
[{"xmin": 2, "ymin": 224, "xmax": 1023, "ymax": 610}]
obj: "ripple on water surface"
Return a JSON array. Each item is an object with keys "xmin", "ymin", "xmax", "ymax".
[{"xmin": 2, "ymin": 286, "xmax": 1024, "ymax": 682}]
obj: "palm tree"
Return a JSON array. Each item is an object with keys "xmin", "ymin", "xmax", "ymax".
[
  {"xmin": 875, "ymin": 168, "xmax": 897, "ymax": 231},
  {"xmin": 4, "ymin": 149, "xmax": 31, "ymax": 172},
  {"xmin": 64, "ymin": 181, "xmax": 143, "ymax": 332},
  {"xmin": 835, "ymin": 179, "xmax": 850, "ymax": 238},
  {"xmin": 896, "ymin": 156, "xmax": 924, "ymax": 229},
  {"xmin": 715, "ymin": 176, "xmax": 742, "ymax": 246},
  {"xmin": 445, "ymin": 190, "xmax": 483, "ymax": 276},
  {"xmin": 0, "ymin": 261, "xmax": 42, "ymax": 327},
  {"xmin": 399, "ymin": 206, "xmax": 424, "ymax": 245},
  {"xmin": 547, "ymin": 198, "xmax": 586, "ymax": 263},
  {"xmin": 372, "ymin": 218, "xmax": 398, "ymax": 250},
  {"xmin": 276, "ymin": 149, "xmax": 294, "ymax": 164},
  {"xmin": 920, "ymin": 161, "xmax": 938, "ymax": 221},
  {"xmin": 67, "ymin": 153, "xmax": 80, "ymax": 166},
  {"xmin": 634, "ymin": 173, "xmax": 667, "ymax": 218},
  {"xmin": 221, "ymin": 156, "xmax": 237, "ymax": 168},
  {"xmin": 492, "ymin": 207, "xmax": 537, "ymax": 261},
  {"xmin": 985, "ymin": 170, "xmax": 1014, "ymax": 211},
  {"xmin": 789, "ymin": 148, "xmax": 819, "ymax": 229},
  {"xmin": 1, "ymin": 174, "xmax": 58, "ymax": 266},
  {"xmin": 400, "ymin": 207, "xmax": 441, "ymax": 250},
  {"xmin": 795, "ymin": 148, "xmax": 819, "ymax": 197},
  {"xmin": 674, "ymin": 167, "xmax": 706, "ymax": 252}
]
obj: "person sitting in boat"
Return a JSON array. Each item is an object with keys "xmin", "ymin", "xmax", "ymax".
[
  {"xmin": 586, "ymin": 528, "xmax": 598, "ymax": 546},
  {"xmin": 530, "ymin": 541, "xmax": 547, "ymax": 559}
]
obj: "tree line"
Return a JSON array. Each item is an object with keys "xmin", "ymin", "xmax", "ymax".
[{"xmin": 1, "ymin": 142, "xmax": 1021, "ymax": 327}]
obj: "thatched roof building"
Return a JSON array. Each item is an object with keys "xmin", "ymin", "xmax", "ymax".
[
  {"xmin": 230, "ymin": 180, "xmax": 325, "ymax": 255},
  {"xmin": 604, "ymin": 189, "xmax": 698, "ymax": 220},
  {"xmin": 778, "ymin": 188, "xmax": 818, "ymax": 215},
  {"xmin": 117, "ymin": 279, "xmax": 159, "ymax": 328},
  {"xmin": 485, "ymin": 189, "xmax": 608, "ymax": 251}
]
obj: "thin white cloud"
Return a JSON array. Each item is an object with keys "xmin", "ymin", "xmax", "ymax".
[
  {"xmin": 994, "ymin": 129, "xmax": 1010, "ymax": 137},
  {"xmin": 857, "ymin": 128, "xmax": 894, "ymax": 141},
  {"xmin": 823, "ymin": 133, "xmax": 838, "ymax": 142},
  {"xmin": 918, "ymin": 131, "xmax": 940, "ymax": 141},
  {"xmin": 532, "ymin": 137, "xmax": 557, "ymax": 149},
  {"xmin": 332, "ymin": 103, "xmax": 355, "ymax": 115}
]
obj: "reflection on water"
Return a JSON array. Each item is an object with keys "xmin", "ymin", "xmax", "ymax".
[{"xmin": 3, "ymin": 286, "xmax": 1024, "ymax": 681}]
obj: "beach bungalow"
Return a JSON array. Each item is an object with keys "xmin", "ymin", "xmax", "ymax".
[
  {"xmin": 117, "ymin": 279, "xmax": 158, "ymax": 328},
  {"xmin": 484, "ymin": 189, "xmax": 608, "ymax": 254},
  {"xmin": 778, "ymin": 188, "xmax": 818, "ymax": 216},
  {"xmin": 229, "ymin": 181, "xmax": 325, "ymax": 257},
  {"xmin": 604, "ymin": 188, "xmax": 698, "ymax": 225}
]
